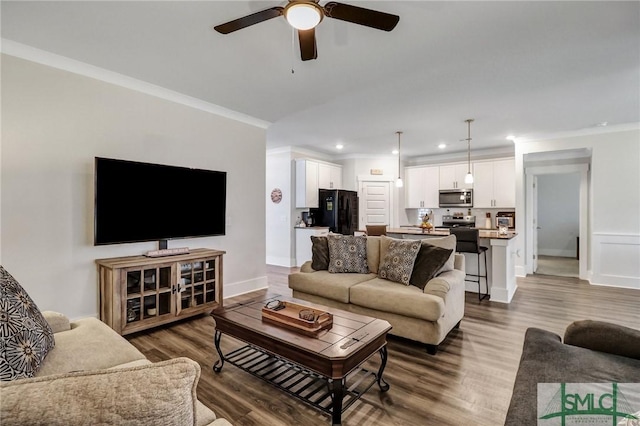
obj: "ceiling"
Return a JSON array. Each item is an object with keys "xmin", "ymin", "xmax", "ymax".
[{"xmin": 2, "ymin": 1, "xmax": 639, "ymax": 158}]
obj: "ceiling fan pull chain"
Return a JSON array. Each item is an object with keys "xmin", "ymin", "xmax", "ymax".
[{"xmin": 291, "ymin": 27, "xmax": 296, "ymax": 74}]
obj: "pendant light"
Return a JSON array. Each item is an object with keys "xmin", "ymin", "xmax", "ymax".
[
  {"xmin": 464, "ymin": 119, "xmax": 474, "ymax": 184},
  {"xmin": 395, "ymin": 131, "xmax": 404, "ymax": 188}
]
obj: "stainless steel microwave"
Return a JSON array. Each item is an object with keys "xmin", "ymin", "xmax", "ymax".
[{"xmin": 439, "ymin": 189, "xmax": 473, "ymax": 208}]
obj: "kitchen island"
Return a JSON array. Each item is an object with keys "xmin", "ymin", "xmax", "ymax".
[{"xmin": 385, "ymin": 227, "xmax": 518, "ymax": 303}]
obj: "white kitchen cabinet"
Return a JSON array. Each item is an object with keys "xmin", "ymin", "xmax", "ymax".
[
  {"xmin": 439, "ymin": 163, "xmax": 473, "ymax": 190},
  {"xmin": 295, "ymin": 160, "xmax": 319, "ymax": 208},
  {"xmin": 295, "ymin": 227, "xmax": 329, "ymax": 267},
  {"xmin": 318, "ymin": 163, "xmax": 342, "ymax": 190},
  {"xmin": 405, "ymin": 166, "xmax": 439, "ymax": 208},
  {"xmin": 473, "ymin": 158, "xmax": 515, "ymax": 208},
  {"xmin": 296, "ymin": 159, "xmax": 342, "ymax": 208}
]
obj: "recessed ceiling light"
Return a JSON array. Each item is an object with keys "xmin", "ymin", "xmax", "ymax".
[
  {"xmin": 336, "ymin": 144, "xmax": 344, "ymax": 150},
  {"xmin": 506, "ymin": 135, "xmax": 516, "ymax": 141},
  {"xmin": 438, "ymin": 143, "xmax": 446, "ymax": 149},
  {"xmin": 392, "ymin": 149, "xmax": 399, "ymax": 155},
  {"xmin": 596, "ymin": 121, "xmax": 608, "ymax": 127}
]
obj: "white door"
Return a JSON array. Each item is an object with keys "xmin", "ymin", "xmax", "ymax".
[{"xmin": 359, "ymin": 181, "xmax": 391, "ymax": 228}]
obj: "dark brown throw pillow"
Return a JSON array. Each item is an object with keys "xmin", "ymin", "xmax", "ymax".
[
  {"xmin": 311, "ymin": 236, "xmax": 330, "ymax": 271},
  {"xmin": 409, "ymin": 244, "xmax": 454, "ymax": 290}
]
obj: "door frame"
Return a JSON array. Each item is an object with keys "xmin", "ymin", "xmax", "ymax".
[
  {"xmin": 524, "ymin": 164, "xmax": 589, "ymax": 279},
  {"xmin": 356, "ymin": 175, "xmax": 395, "ymax": 230}
]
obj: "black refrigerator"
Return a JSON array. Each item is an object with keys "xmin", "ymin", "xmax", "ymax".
[{"xmin": 311, "ymin": 189, "xmax": 359, "ymax": 235}]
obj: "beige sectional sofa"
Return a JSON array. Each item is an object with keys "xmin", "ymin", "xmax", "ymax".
[
  {"xmin": 0, "ymin": 311, "xmax": 230, "ymax": 426},
  {"xmin": 289, "ymin": 235, "xmax": 466, "ymax": 354}
]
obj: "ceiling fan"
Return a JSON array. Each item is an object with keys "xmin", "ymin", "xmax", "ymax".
[{"xmin": 214, "ymin": 1, "xmax": 399, "ymax": 61}]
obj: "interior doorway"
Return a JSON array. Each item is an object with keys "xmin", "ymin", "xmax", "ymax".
[
  {"xmin": 533, "ymin": 173, "xmax": 581, "ymax": 277},
  {"xmin": 357, "ymin": 178, "xmax": 393, "ymax": 230},
  {"xmin": 525, "ymin": 162, "xmax": 589, "ymax": 280}
]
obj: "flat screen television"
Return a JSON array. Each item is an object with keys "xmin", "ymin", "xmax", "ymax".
[{"xmin": 94, "ymin": 157, "xmax": 226, "ymax": 245}]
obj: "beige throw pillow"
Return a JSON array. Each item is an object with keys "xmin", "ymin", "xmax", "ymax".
[{"xmin": 0, "ymin": 357, "xmax": 200, "ymax": 426}]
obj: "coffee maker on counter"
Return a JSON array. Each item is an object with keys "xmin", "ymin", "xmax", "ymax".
[{"xmin": 301, "ymin": 211, "xmax": 314, "ymax": 227}]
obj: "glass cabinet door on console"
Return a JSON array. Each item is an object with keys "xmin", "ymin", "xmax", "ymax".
[
  {"xmin": 177, "ymin": 257, "xmax": 220, "ymax": 314},
  {"xmin": 97, "ymin": 248, "xmax": 225, "ymax": 335},
  {"xmin": 123, "ymin": 263, "xmax": 175, "ymax": 330}
]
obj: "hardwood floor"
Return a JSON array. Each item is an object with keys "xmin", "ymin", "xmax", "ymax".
[{"xmin": 127, "ymin": 266, "xmax": 640, "ymax": 425}]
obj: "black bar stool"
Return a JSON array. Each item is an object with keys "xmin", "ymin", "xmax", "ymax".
[{"xmin": 450, "ymin": 228, "xmax": 489, "ymax": 301}]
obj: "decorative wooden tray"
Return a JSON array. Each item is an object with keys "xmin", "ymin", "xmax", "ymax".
[{"xmin": 261, "ymin": 301, "xmax": 333, "ymax": 337}]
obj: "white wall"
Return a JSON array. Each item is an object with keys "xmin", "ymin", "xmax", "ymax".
[
  {"xmin": 537, "ymin": 173, "xmax": 580, "ymax": 257},
  {"xmin": 341, "ymin": 156, "xmax": 402, "ymax": 227},
  {"xmin": 1, "ymin": 55, "xmax": 268, "ymax": 319},
  {"xmin": 265, "ymin": 149, "xmax": 295, "ymax": 266},
  {"xmin": 515, "ymin": 127, "xmax": 640, "ymax": 289}
]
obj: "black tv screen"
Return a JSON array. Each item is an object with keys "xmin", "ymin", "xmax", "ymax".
[{"xmin": 94, "ymin": 157, "xmax": 226, "ymax": 245}]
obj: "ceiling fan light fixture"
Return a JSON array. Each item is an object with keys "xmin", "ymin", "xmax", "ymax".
[{"xmin": 285, "ymin": 2, "xmax": 323, "ymax": 30}]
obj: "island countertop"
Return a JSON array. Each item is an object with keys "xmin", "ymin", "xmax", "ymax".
[{"xmin": 384, "ymin": 227, "xmax": 517, "ymax": 240}]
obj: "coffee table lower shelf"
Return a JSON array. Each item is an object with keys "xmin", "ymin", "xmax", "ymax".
[{"xmin": 214, "ymin": 343, "xmax": 384, "ymax": 421}]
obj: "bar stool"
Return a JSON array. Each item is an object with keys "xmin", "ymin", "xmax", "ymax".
[
  {"xmin": 365, "ymin": 225, "xmax": 387, "ymax": 236},
  {"xmin": 450, "ymin": 228, "xmax": 489, "ymax": 301}
]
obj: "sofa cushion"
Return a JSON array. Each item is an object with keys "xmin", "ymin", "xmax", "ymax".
[
  {"xmin": 311, "ymin": 236, "xmax": 330, "ymax": 271},
  {"xmin": 327, "ymin": 235, "xmax": 369, "ymax": 273},
  {"xmin": 35, "ymin": 317, "xmax": 146, "ymax": 376},
  {"xmin": 0, "ymin": 357, "xmax": 201, "ymax": 426},
  {"xmin": 288, "ymin": 270, "xmax": 377, "ymax": 303},
  {"xmin": 409, "ymin": 245, "xmax": 454, "ymax": 290},
  {"xmin": 378, "ymin": 239, "xmax": 421, "ymax": 285},
  {"xmin": 366, "ymin": 236, "xmax": 381, "ymax": 274},
  {"xmin": 0, "ymin": 266, "xmax": 55, "ymax": 381},
  {"xmin": 350, "ymin": 278, "xmax": 445, "ymax": 321}
]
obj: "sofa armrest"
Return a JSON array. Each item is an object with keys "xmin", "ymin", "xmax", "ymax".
[
  {"xmin": 424, "ymin": 269, "xmax": 465, "ymax": 298},
  {"xmin": 564, "ymin": 320, "xmax": 640, "ymax": 360},
  {"xmin": 299, "ymin": 261, "xmax": 315, "ymax": 273},
  {"xmin": 41, "ymin": 311, "xmax": 71, "ymax": 333}
]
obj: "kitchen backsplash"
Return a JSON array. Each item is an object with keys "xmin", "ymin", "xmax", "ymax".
[{"xmin": 408, "ymin": 208, "xmax": 515, "ymax": 228}]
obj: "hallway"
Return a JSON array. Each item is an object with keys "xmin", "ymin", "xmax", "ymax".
[{"xmin": 535, "ymin": 255, "xmax": 579, "ymax": 278}]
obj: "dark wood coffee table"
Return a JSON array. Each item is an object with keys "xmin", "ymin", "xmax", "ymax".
[{"xmin": 211, "ymin": 295, "xmax": 392, "ymax": 425}]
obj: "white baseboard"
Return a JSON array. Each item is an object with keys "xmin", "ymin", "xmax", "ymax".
[
  {"xmin": 538, "ymin": 249, "xmax": 576, "ymax": 257},
  {"xmin": 266, "ymin": 256, "xmax": 296, "ymax": 267},
  {"xmin": 515, "ymin": 265, "xmax": 527, "ymax": 277},
  {"xmin": 223, "ymin": 276, "xmax": 268, "ymax": 298}
]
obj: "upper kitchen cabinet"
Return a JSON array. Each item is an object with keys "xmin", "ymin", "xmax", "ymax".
[
  {"xmin": 318, "ymin": 162, "xmax": 342, "ymax": 190},
  {"xmin": 473, "ymin": 158, "xmax": 516, "ymax": 208},
  {"xmin": 295, "ymin": 159, "xmax": 342, "ymax": 208},
  {"xmin": 405, "ymin": 166, "xmax": 439, "ymax": 208},
  {"xmin": 439, "ymin": 163, "xmax": 473, "ymax": 190}
]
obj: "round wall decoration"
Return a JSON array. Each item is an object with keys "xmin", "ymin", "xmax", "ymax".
[{"xmin": 270, "ymin": 188, "xmax": 283, "ymax": 204}]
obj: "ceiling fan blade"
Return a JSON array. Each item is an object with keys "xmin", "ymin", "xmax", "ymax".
[
  {"xmin": 298, "ymin": 28, "xmax": 318, "ymax": 61},
  {"xmin": 323, "ymin": 2, "xmax": 399, "ymax": 31},
  {"xmin": 214, "ymin": 7, "xmax": 284, "ymax": 34}
]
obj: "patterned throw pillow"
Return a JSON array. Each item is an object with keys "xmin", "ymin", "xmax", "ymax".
[
  {"xmin": 327, "ymin": 235, "xmax": 369, "ymax": 273},
  {"xmin": 0, "ymin": 266, "xmax": 55, "ymax": 381},
  {"xmin": 310, "ymin": 236, "xmax": 330, "ymax": 271},
  {"xmin": 378, "ymin": 239, "xmax": 422, "ymax": 285},
  {"xmin": 409, "ymin": 244, "xmax": 454, "ymax": 290}
]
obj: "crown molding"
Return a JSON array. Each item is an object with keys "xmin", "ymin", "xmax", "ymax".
[
  {"xmin": 515, "ymin": 122, "xmax": 640, "ymax": 144},
  {"xmin": 1, "ymin": 39, "xmax": 271, "ymax": 130}
]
